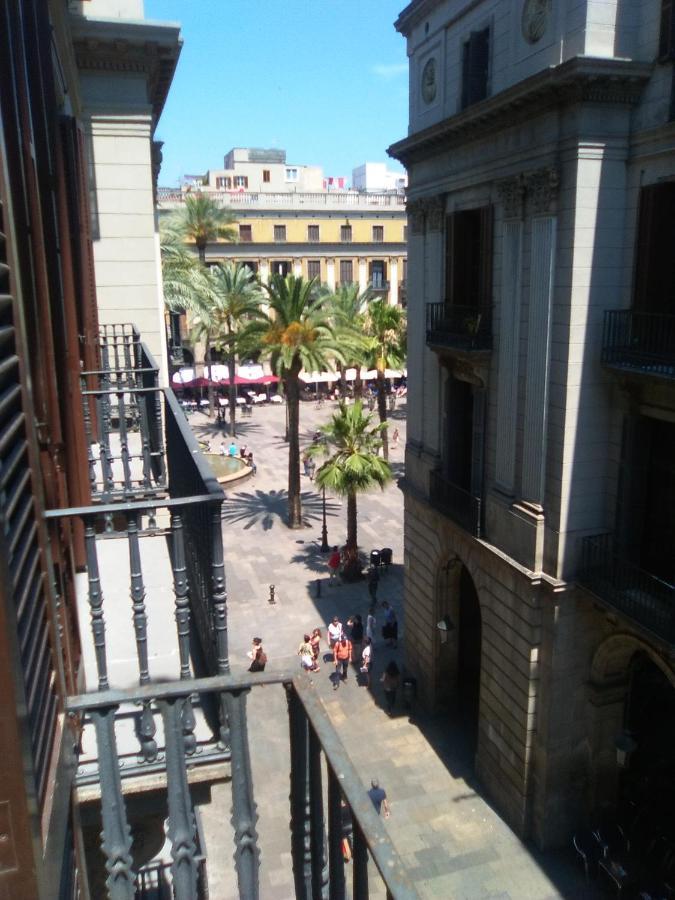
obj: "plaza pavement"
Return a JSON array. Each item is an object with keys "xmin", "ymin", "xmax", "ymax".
[{"xmin": 191, "ymin": 397, "xmax": 598, "ymax": 900}]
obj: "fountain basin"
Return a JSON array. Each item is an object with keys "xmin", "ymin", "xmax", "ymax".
[{"xmin": 203, "ymin": 453, "xmax": 250, "ymax": 485}]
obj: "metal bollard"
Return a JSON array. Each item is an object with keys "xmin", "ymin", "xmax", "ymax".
[{"xmin": 268, "ymin": 584, "xmax": 276, "ymax": 604}]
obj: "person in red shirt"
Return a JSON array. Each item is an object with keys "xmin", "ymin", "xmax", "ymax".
[
  {"xmin": 328, "ymin": 545, "xmax": 341, "ymax": 585},
  {"xmin": 333, "ymin": 636, "xmax": 352, "ymax": 688}
]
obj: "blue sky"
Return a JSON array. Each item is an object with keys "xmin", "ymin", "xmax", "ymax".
[{"xmin": 145, "ymin": 0, "xmax": 409, "ymax": 186}]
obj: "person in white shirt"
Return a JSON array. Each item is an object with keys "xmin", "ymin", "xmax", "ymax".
[{"xmin": 327, "ymin": 616, "xmax": 343, "ymax": 649}]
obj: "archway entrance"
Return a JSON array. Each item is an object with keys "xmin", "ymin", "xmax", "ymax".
[
  {"xmin": 457, "ymin": 565, "xmax": 481, "ymax": 756},
  {"xmin": 622, "ymin": 652, "xmax": 675, "ymax": 815}
]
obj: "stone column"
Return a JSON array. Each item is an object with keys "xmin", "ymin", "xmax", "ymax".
[
  {"xmin": 326, "ymin": 258, "xmax": 335, "ymax": 291},
  {"xmin": 358, "ymin": 257, "xmax": 367, "ymax": 294},
  {"xmin": 521, "ymin": 170, "xmax": 558, "ymax": 505},
  {"xmin": 389, "ymin": 258, "xmax": 399, "ymax": 306},
  {"xmin": 293, "ymin": 258, "xmax": 302, "ymax": 278},
  {"xmin": 404, "ymin": 200, "xmax": 427, "ymax": 456},
  {"xmin": 494, "ymin": 176, "xmax": 525, "ymax": 494},
  {"xmin": 259, "ymin": 260, "xmax": 270, "ymax": 284}
]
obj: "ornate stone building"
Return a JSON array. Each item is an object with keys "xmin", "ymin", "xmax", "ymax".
[{"xmin": 390, "ymin": 0, "xmax": 675, "ymax": 848}]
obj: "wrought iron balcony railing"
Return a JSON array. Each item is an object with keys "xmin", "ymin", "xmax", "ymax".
[
  {"xmin": 579, "ymin": 533, "xmax": 675, "ymax": 643},
  {"xmin": 426, "ymin": 302, "xmax": 492, "ymax": 351},
  {"xmin": 602, "ymin": 309, "xmax": 675, "ymax": 380},
  {"xmin": 52, "ymin": 324, "xmax": 418, "ymax": 899},
  {"xmin": 82, "ymin": 326, "xmax": 166, "ymax": 502},
  {"xmin": 429, "ymin": 470, "xmax": 482, "ymax": 537}
]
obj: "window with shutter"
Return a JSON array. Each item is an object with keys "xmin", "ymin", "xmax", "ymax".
[
  {"xmin": 307, "ymin": 260, "xmax": 321, "ymax": 280},
  {"xmin": 633, "ymin": 183, "xmax": 675, "ymax": 314},
  {"xmin": 307, "ymin": 224, "xmax": 320, "ymax": 242},
  {"xmin": 0, "ymin": 196, "xmax": 58, "ymax": 810},
  {"xmin": 239, "ymin": 224, "xmax": 252, "ymax": 242},
  {"xmin": 461, "ymin": 27, "xmax": 490, "ymax": 110},
  {"xmin": 339, "ymin": 260, "xmax": 353, "ymax": 283},
  {"xmin": 274, "ymin": 225, "xmax": 286, "ymax": 242},
  {"xmin": 340, "ymin": 225, "xmax": 352, "ymax": 243}
]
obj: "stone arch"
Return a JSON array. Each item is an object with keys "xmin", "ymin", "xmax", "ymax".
[
  {"xmin": 587, "ymin": 632, "xmax": 675, "ymax": 815},
  {"xmin": 591, "ymin": 633, "xmax": 675, "ymax": 690}
]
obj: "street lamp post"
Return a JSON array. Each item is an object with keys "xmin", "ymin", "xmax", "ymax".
[{"xmin": 320, "ymin": 485, "xmax": 329, "ymax": 552}]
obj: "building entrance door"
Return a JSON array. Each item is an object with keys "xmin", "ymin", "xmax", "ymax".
[{"xmin": 457, "ymin": 566, "xmax": 481, "ymax": 758}]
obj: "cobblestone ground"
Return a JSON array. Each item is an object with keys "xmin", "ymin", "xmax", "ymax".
[{"xmin": 190, "ymin": 397, "xmax": 598, "ymax": 900}]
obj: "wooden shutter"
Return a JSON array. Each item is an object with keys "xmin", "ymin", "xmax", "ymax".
[
  {"xmin": 0, "ymin": 197, "xmax": 58, "ymax": 811},
  {"xmin": 461, "ymin": 29, "xmax": 490, "ymax": 108}
]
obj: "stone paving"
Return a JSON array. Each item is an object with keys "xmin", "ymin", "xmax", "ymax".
[{"xmin": 190, "ymin": 397, "xmax": 598, "ymax": 899}]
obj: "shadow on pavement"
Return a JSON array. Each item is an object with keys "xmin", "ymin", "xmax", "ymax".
[{"xmin": 221, "ymin": 488, "xmax": 340, "ymax": 531}]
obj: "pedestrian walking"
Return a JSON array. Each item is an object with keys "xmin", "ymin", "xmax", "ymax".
[
  {"xmin": 360, "ymin": 637, "xmax": 373, "ymax": 687},
  {"xmin": 368, "ymin": 779, "xmax": 390, "ymax": 818},
  {"xmin": 380, "ymin": 661, "xmax": 400, "ymax": 716},
  {"xmin": 382, "ymin": 601, "xmax": 398, "ymax": 648},
  {"xmin": 340, "ymin": 799, "xmax": 353, "ymax": 862},
  {"xmin": 327, "ymin": 616, "xmax": 343, "ymax": 650},
  {"xmin": 366, "ymin": 605, "xmax": 376, "ymax": 645},
  {"xmin": 346, "ymin": 614, "xmax": 363, "ymax": 655},
  {"xmin": 367, "ymin": 566, "xmax": 379, "ymax": 605},
  {"xmin": 298, "ymin": 634, "xmax": 318, "ymax": 671},
  {"xmin": 303, "ymin": 454, "xmax": 311, "ymax": 477},
  {"xmin": 333, "ymin": 636, "xmax": 352, "ymax": 688},
  {"xmin": 327, "ymin": 546, "xmax": 341, "ymax": 585},
  {"xmin": 307, "ymin": 457, "xmax": 316, "ymax": 482},
  {"xmin": 310, "ymin": 627, "xmax": 322, "ymax": 664},
  {"xmin": 392, "ymin": 428, "xmax": 400, "ymax": 447},
  {"xmin": 247, "ymin": 637, "xmax": 267, "ymax": 672},
  {"xmin": 248, "ymin": 451, "xmax": 257, "ymax": 476}
]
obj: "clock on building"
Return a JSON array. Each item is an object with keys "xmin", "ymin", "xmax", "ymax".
[
  {"xmin": 421, "ymin": 57, "xmax": 437, "ymax": 104},
  {"xmin": 521, "ymin": 0, "xmax": 550, "ymax": 44}
]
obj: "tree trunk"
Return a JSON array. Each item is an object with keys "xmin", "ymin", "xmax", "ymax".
[
  {"xmin": 342, "ymin": 490, "xmax": 362, "ymax": 580},
  {"xmin": 204, "ymin": 332, "xmax": 214, "ymax": 418},
  {"xmin": 376, "ymin": 368, "xmax": 389, "ymax": 460},
  {"xmin": 286, "ymin": 370, "xmax": 302, "ymax": 528},
  {"xmin": 228, "ymin": 352, "xmax": 237, "ymax": 436},
  {"xmin": 338, "ymin": 364, "xmax": 346, "ymax": 399},
  {"xmin": 354, "ymin": 370, "xmax": 363, "ymax": 400}
]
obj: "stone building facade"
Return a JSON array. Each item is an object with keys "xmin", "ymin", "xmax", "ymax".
[{"xmin": 390, "ymin": 0, "xmax": 675, "ymax": 848}]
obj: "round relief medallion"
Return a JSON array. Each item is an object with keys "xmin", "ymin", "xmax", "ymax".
[
  {"xmin": 421, "ymin": 58, "xmax": 437, "ymax": 104},
  {"xmin": 521, "ymin": 0, "xmax": 550, "ymax": 44}
]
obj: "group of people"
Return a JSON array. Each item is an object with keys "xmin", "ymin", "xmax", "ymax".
[{"xmin": 219, "ymin": 440, "xmax": 257, "ymax": 475}]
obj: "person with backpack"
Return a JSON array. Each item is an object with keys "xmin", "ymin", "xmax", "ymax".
[
  {"xmin": 247, "ymin": 637, "xmax": 267, "ymax": 672},
  {"xmin": 333, "ymin": 636, "xmax": 352, "ymax": 688}
]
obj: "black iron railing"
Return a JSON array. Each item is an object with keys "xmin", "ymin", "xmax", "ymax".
[
  {"xmin": 81, "ymin": 327, "xmax": 167, "ymax": 501},
  {"xmin": 136, "ymin": 810, "xmax": 209, "ymax": 899},
  {"xmin": 66, "ymin": 673, "xmax": 419, "ymax": 900},
  {"xmin": 579, "ymin": 534, "xmax": 675, "ymax": 643},
  {"xmin": 426, "ymin": 302, "xmax": 492, "ymax": 351},
  {"xmin": 429, "ymin": 470, "xmax": 482, "ymax": 537},
  {"xmin": 602, "ymin": 309, "xmax": 675, "ymax": 380}
]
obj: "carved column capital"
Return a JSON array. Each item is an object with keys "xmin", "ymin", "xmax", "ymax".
[
  {"xmin": 496, "ymin": 174, "xmax": 526, "ymax": 219},
  {"xmin": 424, "ymin": 195, "xmax": 445, "ymax": 231},
  {"xmin": 525, "ymin": 167, "xmax": 560, "ymax": 214},
  {"xmin": 407, "ymin": 199, "xmax": 426, "ymax": 235}
]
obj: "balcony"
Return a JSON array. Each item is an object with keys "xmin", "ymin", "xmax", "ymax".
[
  {"xmin": 429, "ymin": 470, "xmax": 482, "ymax": 537},
  {"xmin": 157, "ymin": 187, "xmax": 407, "ymax": 211},
  {"xmin": 426, "ymin": 302, "xmax": 492, "ymax": 353},
  {"xmin": 51, "ymin": 324, "xmax": 417, "ymax": 898},
  {"xmin": 578, "ymin": 534, "xmax": 675, "ymax": 644},
  {"xmin": 602, "ymin": 309, "xmax": 675, "ymax": 382},
  {"xmin": 370, "ymin": 279, "xmax": 390, "ymax": 294}
]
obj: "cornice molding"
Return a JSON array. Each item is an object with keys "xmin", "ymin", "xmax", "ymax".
[
  {"xmin": 70, "ymin": 15, "xmax": 181, "ymax": 125},
  {"xmin": 388, "ymin": 57, "xmax": 652, "ymax": 167},
  {"xmin": 395, "ymin": 0, "xmax": 445, "ymax": 34}
]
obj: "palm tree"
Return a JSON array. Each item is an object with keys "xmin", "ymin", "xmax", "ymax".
[
  {"xmin": 169, "ymin": 194, "xmax": 237, "ymax": 414},
  {"xmin": 324, "ymin": 283, "xmax": 371, "ymax": 399},
  {"xmin": 161, "ymin": 226, "xmax": 218, "ymax": 375},
  {"xmin": 364, "ymin": 298, "xmax": 406, "ymax": 461},
  {"xmin": 171, "ymin": 193, "xmax": 237, "ymax": 263},
  {"xmin": 256, "ymin": 275, "xmax": 343, "ymax": 528},
  {"xmin": 310, "ymin": 401, "xmax": 392, "ymax": 580},
  {"xmin": 208, "ymin": 263, "xmax": 264, "ymax": 436}
]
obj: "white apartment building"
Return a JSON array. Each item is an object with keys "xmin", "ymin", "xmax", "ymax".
[
  {"xmin": 352, "ymin": 162, "xmax": 408, "ymax": 193},
  {"xmin": 202, "ymin": 147, "xmax": 324, "ymax": 193},
  {"xmin": 390, "ymin": 0, "xmax": 675, "ymax": 850}
]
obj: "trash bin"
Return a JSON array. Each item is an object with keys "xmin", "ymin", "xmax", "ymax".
[
  {"xmin": 380, "ymin": 547, "xmax": 392, "ymax": 568},
  {"xmin": 370, "ymin": 549, "xmax": 381, "ymax": 569},
  {"xmin": 402, "ymin": 677, "xmax": 417, "ymax": 710}
]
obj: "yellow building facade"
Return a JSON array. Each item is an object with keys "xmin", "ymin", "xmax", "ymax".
[{"xmin": 158, "ymin": 190, "xmax": 408, "ymax": 307}]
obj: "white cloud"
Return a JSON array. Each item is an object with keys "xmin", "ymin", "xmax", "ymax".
[{"xmin": 371, "ymin": 63, "xmax": 408, "ymax": 80}]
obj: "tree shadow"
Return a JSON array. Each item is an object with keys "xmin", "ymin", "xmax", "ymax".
[{"xmin": 221, "ymin": 488, "xmax": 341, "ymax": 531}]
